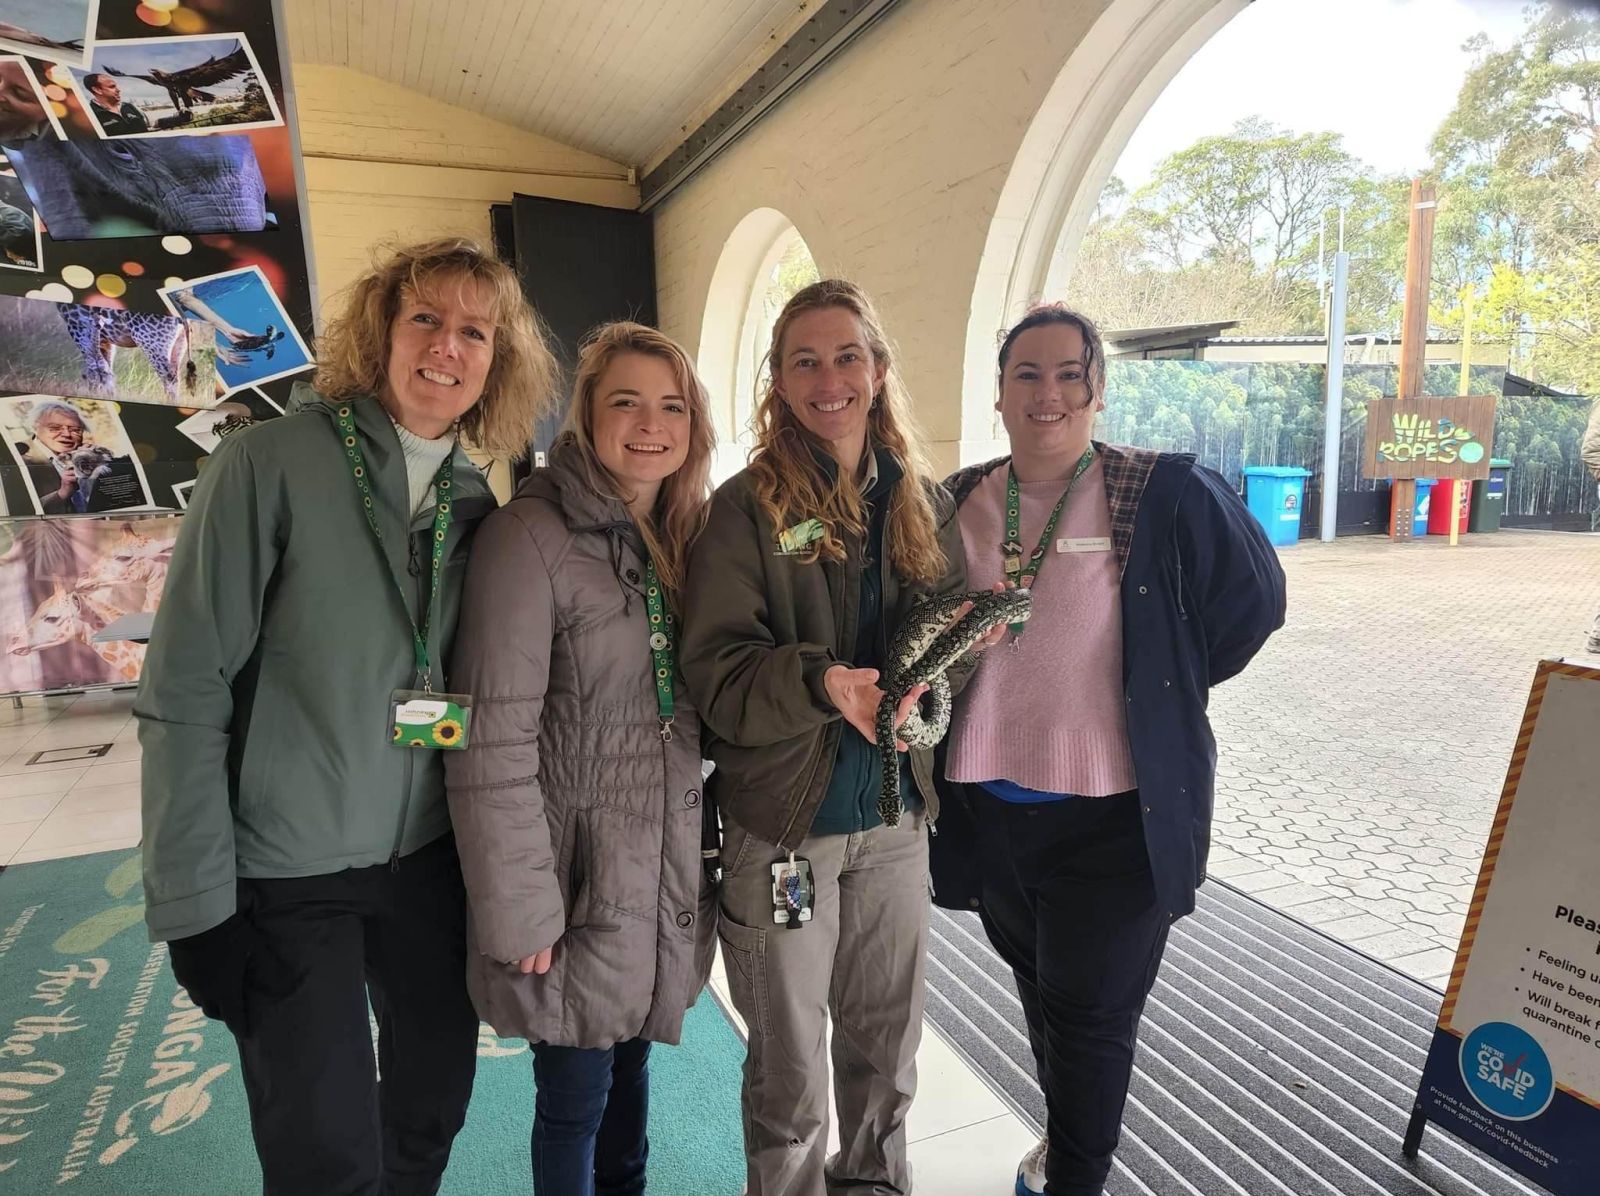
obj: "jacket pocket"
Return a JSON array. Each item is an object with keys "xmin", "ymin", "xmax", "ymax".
[
  {"xmin": 720, "ymin": 820, "xmax": 754, "ymax": 879},
  {"xmin": 563, "ymin": 806, "xmax": 652, "ymax": 931},
  {"xmin": 234, "ymin": 683, "xmax": 282, "ymax": 821}
]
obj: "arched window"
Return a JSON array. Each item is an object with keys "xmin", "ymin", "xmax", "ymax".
[{"xmin": 699, "ymin": 210, "xmax": 819, "ymax": 481}]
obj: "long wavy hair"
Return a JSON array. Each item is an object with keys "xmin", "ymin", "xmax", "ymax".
[
  {"xmin": 313, "ymin": 237, "xmax": 558, "ymax": 459},
  {"xmin": 558, "ymin": 322, "xmax": 715, "ymax": 610},
  {"xmin": 747, "ymin": 279, "xmax": 946, "ymax": 582}
]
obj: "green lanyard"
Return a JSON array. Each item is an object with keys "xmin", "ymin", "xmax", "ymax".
[
  {"xmin": 643, "ymin": 558, "xmax": 677, "ymax": 741},
  {"xmin": 1002, "ymin": 447, "xmax": 1095, "ymax": 636},
  {"xmin": 335, "ymin": 404, "xmax": 455, "ymax": 691}
]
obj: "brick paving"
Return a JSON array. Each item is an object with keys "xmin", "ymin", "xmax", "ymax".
[{"xmin": 1206, "ymin": 529, "xmax": 1600, "ymax": 986}]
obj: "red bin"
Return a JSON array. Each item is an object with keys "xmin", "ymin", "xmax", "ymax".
[{"xmin": 1426, "ymin": 479, "xmax": 1473, "ymax": 535}]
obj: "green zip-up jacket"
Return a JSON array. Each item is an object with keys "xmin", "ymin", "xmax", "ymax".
[{"xmin": 136, "ymin": 388, "xmax": 496, "ymax": 941}]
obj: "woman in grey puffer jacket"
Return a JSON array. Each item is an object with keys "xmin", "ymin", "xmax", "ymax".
[{"xmin": 446, "ymin": 322, "xmax": 718, "ymax": 1196}]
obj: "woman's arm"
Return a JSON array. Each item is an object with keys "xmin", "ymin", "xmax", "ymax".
[
  {"xmin": 1175, "ymin": 465, "xmax": 1287, "ymax": 686},
  {"xmin": 444, "ymin": 508, "xmax": 564, "ymax": 967},
  {"xmin": 679, "ymin": 485, "xmax": 843, "ymax": 747},
  {"xmin": 136, "ymin": 434, "xmax": 280, "ymax": 940}
]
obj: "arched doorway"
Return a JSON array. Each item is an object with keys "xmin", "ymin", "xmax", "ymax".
[
  {"xmin": 960, "ymin": 0, "xmax": 1246, "ymax": 462},
  {"xmin": 698, "ymin": 208, "xmax": 819, "ymax": 481}
]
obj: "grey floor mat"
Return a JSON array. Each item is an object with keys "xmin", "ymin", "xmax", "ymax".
[{"xmin": 924, "ymin": 880, "xmax": 1547, "ymax": 1196}]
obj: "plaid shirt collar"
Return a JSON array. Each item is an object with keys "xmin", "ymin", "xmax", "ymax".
[{"xmin": 946, "ymin": 441, "xmax": 1162, "ymax": 579}]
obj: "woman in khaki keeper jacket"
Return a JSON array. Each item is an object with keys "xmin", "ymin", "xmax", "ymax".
[
  {"xmin": 679, "ymin": 279, "xmax": 979, "ymax": 1196},
  {"xmin": 445, "ymin": 322, "xmax": 718, "ymax": 1196}
]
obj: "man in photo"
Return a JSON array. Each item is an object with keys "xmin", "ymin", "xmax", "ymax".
[
  {"xmin": 85, "ymin": 72, "xmax": 148, "ymax": 135},
  {"xmin": 0, "ymin": 60, "xmax": 48, "ymax": 141},
  {"xmin": 84, "ymin": 71, "xmax": 193, "ymax": 136},
  {"xmin": 18, "ymin": 399, "xmax": 140, "ymax": 514}
]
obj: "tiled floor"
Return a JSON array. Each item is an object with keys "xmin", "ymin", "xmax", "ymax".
[
  {"xmin": 707, "ymin": 934, "xmax": 1039, "ymax": 1193},
  {"xmin": 1207, "ymin": 530, "xmax": 1600, "ymax": 986},
  {"xmin": 2, "ymin": 689, "xmax": 1043, "ymax": 1194},
  {"xmin": 0, "ymin": 689, "xmax": 143, "ymax": 866}
]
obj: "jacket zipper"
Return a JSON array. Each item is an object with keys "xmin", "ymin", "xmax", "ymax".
[
  {"xmin": 392, "ymin": 527, "xmax": 428, "ymax": 870},
  {"xmin": 777, "ymin": 549, "xmax": 852, "ymax": 848}
]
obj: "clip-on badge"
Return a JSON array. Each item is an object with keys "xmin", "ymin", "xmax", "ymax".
[{"xmin": 771, "ymin": 852, "xmax": 814, "ymax": 929}]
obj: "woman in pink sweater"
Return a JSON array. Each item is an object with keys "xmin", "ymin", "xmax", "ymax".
[{"xmin": 939, "ymin": 304, "xmax": 1286, "ymax": 1196}]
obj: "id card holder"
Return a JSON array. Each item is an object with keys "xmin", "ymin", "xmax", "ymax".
[
  {"xmin": 390, "ymin": 689, "xmax": 473, "ymax": 750},
  {"xmin": 771, "ymin": 855, "xmax": 814, "ymax": 929}
]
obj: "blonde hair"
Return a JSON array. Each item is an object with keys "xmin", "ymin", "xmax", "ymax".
[
  {"xmin": 313, "ymin": 237, "xmax": 558, "ymax": 459},
  {"xmin": 558, "ymin": 321, "xmax": 715, "ymax": 609},
  {"xmin": 748, "ymin": 279, "xmax": 946, "ymax": 583}
]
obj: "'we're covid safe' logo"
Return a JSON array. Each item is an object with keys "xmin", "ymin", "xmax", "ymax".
[{"xmin": 1459, "ymin": 1022, "xmax": 1555, "ymax": 1121}]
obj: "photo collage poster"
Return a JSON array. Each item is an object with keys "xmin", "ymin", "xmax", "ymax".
[{"xmin": 0, "ymin": 0, "xmax": 314, "ymax": 696}]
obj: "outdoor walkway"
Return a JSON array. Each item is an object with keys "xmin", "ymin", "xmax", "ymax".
[{"xmin": 1208, "ymin": 528, "xmax": 1599, "ymax": 985}]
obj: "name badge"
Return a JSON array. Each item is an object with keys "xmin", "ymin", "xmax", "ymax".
[
  {"xmin": 391, "ymin": 689, "xmax": 473, "ymax": 750},
  {"xmin": 776, "ymin": 518, "xmax": 825, "ymax": 555},
  {"xmin": 1056, "ymin": 536, "xmax": 1111, "ymax": 554}
]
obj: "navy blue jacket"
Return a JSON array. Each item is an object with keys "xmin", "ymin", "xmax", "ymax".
[{"xmin": 935, "ymin": 444, "xmax": 1286, "ymax": 919}]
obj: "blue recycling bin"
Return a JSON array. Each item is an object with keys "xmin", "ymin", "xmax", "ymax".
[
  {"xmin": 1241, "ymin": 466, "xmax": 1312, "ymax": 547},
  {"xmin": 1413, "ymin": 478, "xmax": 1437, "ymax": 536}
]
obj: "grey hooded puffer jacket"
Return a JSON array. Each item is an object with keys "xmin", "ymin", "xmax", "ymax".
[{"xmin": 445, "ymin": 435, "xmax": 716, "ymax": 1048}]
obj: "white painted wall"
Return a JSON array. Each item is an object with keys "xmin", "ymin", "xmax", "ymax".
[
  {"xmin": 291, "ymin": 64, "xmax": 637, "ymax": 319},
  {"xmin": 654, "ymin": 0, "xmax": 1238, "ymax": 472}
]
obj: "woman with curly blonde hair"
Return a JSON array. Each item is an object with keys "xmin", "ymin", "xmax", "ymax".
[
  {"xmin": 680, "ymin": 278, "xmax": 980, "ymax": 1195},
  {"xmin": 448, "ymin": 321, "xmax": 717, "ymax": 1194},
  {"xmin": 137, "ymin": 236, "xmax": 557, "ymax": 1194}
]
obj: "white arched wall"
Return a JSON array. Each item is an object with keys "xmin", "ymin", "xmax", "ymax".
[
  {"xmin": 698, "ymin": 208, "xmax": 816, "ymax": 480},
  {"xmin": 654, "ymin": 0, "xmax": 1241, "ymax": 473},
  {"xmin": 961, "ymin": 0, "xmax": 1248, "ymax": 461}
]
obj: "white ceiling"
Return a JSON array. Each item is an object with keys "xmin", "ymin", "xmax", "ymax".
[{"xmin": 285, "ymin": 0, "xmax": 808, "ymax": 168}]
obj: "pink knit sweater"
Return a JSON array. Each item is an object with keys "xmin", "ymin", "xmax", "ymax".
[{"xmin": 946, "ymin": 457, "xmax": 1138, "ymax": 796}]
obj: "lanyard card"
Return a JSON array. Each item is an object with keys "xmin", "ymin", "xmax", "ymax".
[
  {"xmin": 771, "ymin": 856, "xmax": 814, "ymax": 928},
  {"xmin": 390, "ymin": 689, "xmax": 473, "ymax": 751}
]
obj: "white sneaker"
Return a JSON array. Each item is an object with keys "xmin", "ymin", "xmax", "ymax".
[{"xmin": 1015, "ymin": 1136, "xmax": 1047, "ymax": 1195}]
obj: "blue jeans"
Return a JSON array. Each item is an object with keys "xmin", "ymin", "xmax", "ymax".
[{"xmin": 531, "ymin": 1038, "xmax": 651, "ymax": 1196}]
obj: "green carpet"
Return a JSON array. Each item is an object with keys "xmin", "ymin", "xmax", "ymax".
[{"xmin": 0, "ymin": 848, "xmax": 747, "ymax": 1194}]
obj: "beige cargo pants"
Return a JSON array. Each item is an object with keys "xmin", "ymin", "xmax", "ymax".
[{"xmin": 717, "ymin": 811, "xmax": 929, "ymax": 1196}]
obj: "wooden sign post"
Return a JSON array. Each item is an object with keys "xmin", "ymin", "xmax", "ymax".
[{"xmin": 1368, "ymin": 180, "xmax": 1497, "ymax": 540}]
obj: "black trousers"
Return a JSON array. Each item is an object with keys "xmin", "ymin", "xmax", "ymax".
[
  {"xmin": 973, "ymin": 789, "xmax": 1171, "ymax": 1196},
  {"xmin": 232, "ymin": 834, "xmax": 480, "ymax": 1196}
]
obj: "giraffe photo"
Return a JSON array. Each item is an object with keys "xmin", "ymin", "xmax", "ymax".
[
  {"xmin": 0, "ymin": 516, "xmax": 179, "ymax": 696},
  {"xmin": 0, "ymin": 293, "xmax": 219, "ymax": 407}
]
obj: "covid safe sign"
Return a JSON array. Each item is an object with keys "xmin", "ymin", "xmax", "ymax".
[{"xmin": 1410, "ymin": 662, "xmax": 1600, "ymax": 1194}]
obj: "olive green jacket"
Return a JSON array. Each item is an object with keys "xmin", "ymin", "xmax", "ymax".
[
  {"xmin": 136, "ymin": 389, "xmax": 495, "ymax": 940},
  {"xmin": 679, "ymin": 454, "xmax": 968, "ymax": 849}
]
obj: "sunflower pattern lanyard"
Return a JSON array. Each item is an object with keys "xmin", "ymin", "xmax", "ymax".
[
  {"xmin": 335, "ymin": 404, "xmax": 474, "ymax": 751},
  {"xmin": 1001, "ymin": 446, "xmax": 1096, "ymax": 639},
  {"xmin": 644, "ymin": 558, "xmax": 677, "ymax": 742}
]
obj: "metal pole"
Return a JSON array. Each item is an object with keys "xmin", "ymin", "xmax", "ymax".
[{"xmin": 1321, "ymin": 250, "xmax": 1350, "ymax": 542}]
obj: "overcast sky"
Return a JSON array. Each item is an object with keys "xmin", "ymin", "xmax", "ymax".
[{"xmin": 1112, "ymin": 0, "xmax": 1540, "ymax": 189}]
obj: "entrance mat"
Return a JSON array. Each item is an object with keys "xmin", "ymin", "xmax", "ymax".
[
  {"xmin": 926, "ymin": 881, "xmax": 1540, "ymax": 1195},
  {"xmin": 0, "ymin": 847, "xmax": 746, "ymax": 1194}
]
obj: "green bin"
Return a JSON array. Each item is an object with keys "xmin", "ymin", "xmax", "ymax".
[{"xmin": 1467, "ymin": 459, "xmax": 1512, "ymax": 533}]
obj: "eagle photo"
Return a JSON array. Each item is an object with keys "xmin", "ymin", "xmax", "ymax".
[{"xmin": 74, "ymin": 33, "xmax": 283, "ymax": 139}]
